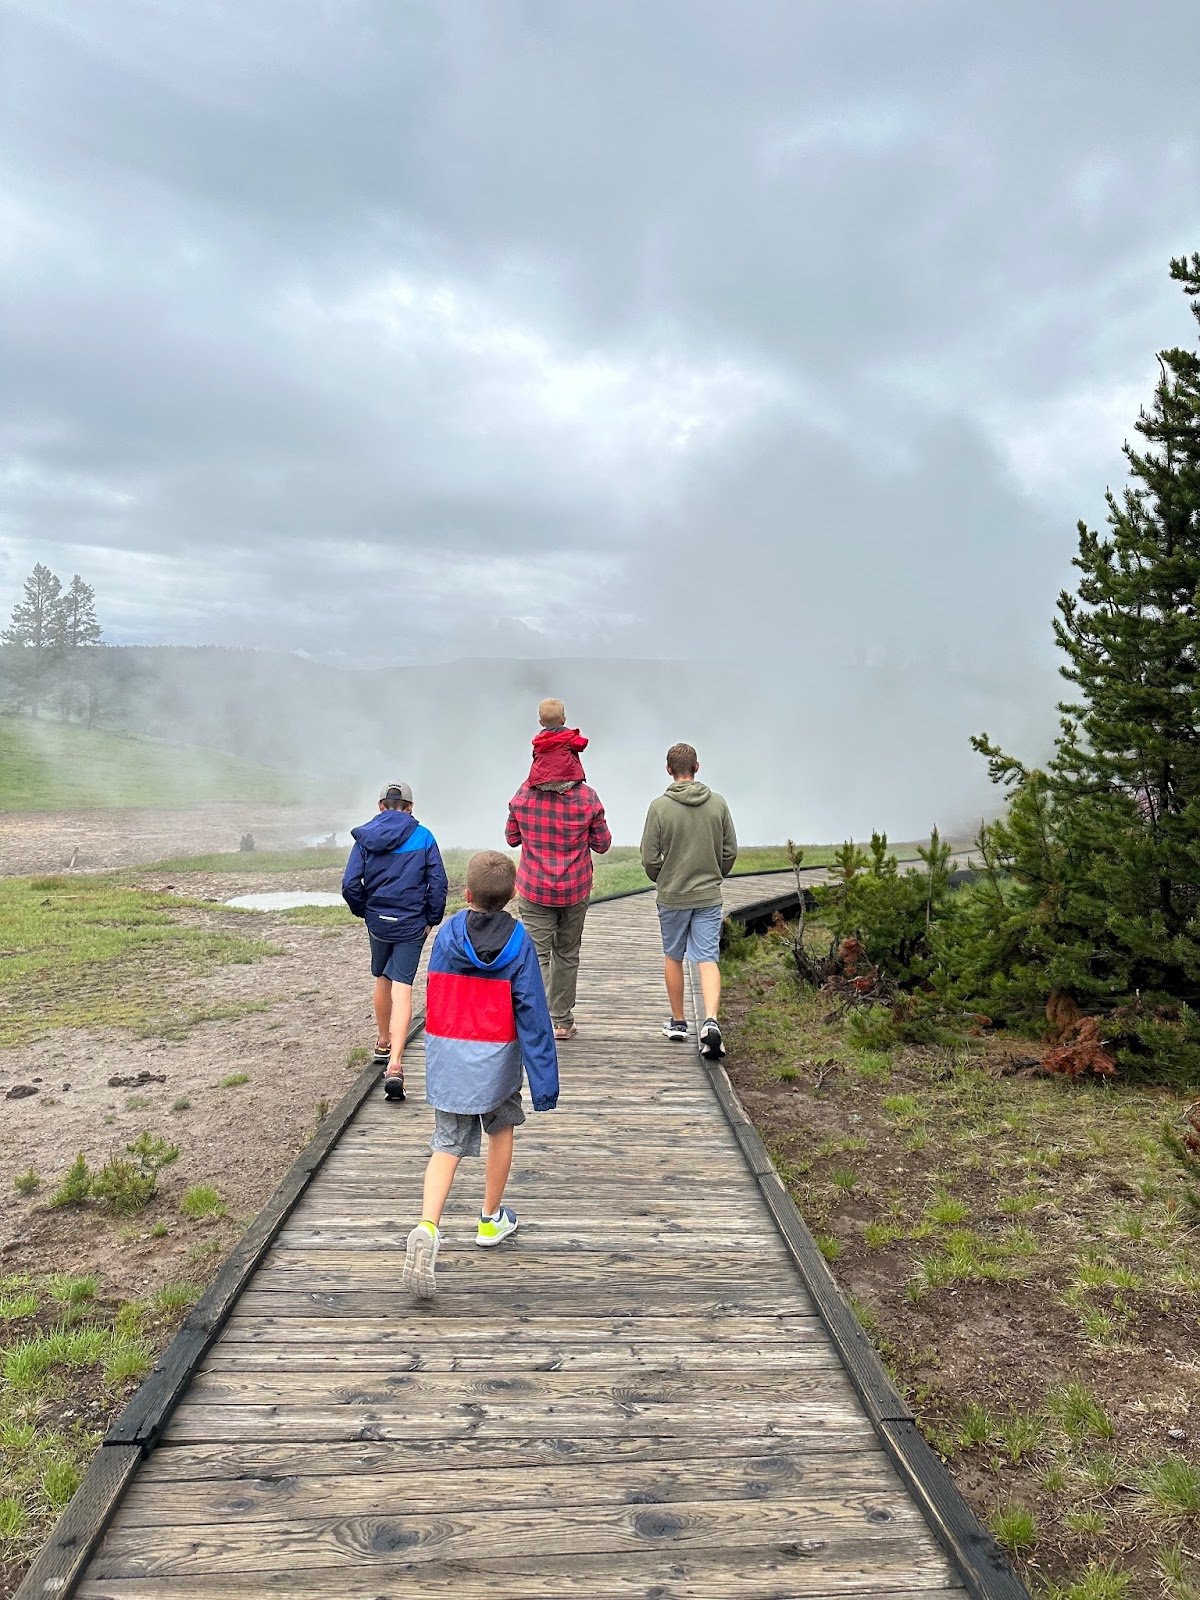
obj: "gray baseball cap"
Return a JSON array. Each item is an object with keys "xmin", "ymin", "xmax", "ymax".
[{"xmin": 379, "ymin": 781, "xmax": 413, "ymax": 804}]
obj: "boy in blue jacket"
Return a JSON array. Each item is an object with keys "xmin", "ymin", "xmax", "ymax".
[
  {"xmin": 402, "ymin": 850, "xmax": 558, "ymax": 1299},
  {"xmin": 342, "ymin": 781, "xmax": 448, "ymax": 1101}
]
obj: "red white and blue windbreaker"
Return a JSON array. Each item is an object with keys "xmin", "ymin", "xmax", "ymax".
[{"xmin": 424, "ymin": 910, "xmax": 559, "ymax": 1115}]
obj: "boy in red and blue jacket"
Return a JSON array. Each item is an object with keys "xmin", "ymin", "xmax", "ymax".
[{"xmin": 402, "ymin": 850, "xmax": 558, "ymax": 1299}]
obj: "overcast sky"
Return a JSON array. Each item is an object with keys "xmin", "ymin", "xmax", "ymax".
[{"xmin": 2, "ymin": 1, "xmax": 1199, "ymax": 831}]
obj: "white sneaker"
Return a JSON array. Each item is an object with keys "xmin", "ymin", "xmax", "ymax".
[
  {"xmin": 402, "ymin": 1221, "xmax": 440, "ymax": 1297},
  {"xmin": 476, "ymin": 1205, "xmax": 518, "ymax": 1247}
]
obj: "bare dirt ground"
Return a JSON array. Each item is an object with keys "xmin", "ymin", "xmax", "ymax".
[
  {"xmin": 0, "ymin": 806, "xmax": 404, "ymax": 1309},
  {"xmin": 0, "ymin": 910, "xmax": 388, "ymax": 1294},
  {"xmin": 0, "ymin": 802, "xmax": 345, "ymax": 877}
]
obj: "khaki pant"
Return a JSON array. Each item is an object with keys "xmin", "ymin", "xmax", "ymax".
[{"xmin": 517, "ymin": 896, "xmax": 589, "ymax": 1029}]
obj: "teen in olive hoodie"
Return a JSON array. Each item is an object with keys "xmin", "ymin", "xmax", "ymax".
[{"xmin": 640, "ymin": 744, "xmax": 737, "ymax": 1059}]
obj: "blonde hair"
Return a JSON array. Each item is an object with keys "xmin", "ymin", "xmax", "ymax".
[
  {"xmin": 538, "ymin": 697, "xmax": 566, "ymax": 728},
  {"xmin": 467, "ymin": 850, "xmax": 517, "ymax": 911}
]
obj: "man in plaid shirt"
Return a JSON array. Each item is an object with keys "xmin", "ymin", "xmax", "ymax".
[{"xmin": 505, "ymin": 765, "xmax": 611, "ymax": 1042}]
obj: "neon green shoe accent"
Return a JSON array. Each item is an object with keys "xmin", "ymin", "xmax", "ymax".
[{"xmin": 476, "ymin": 1206, "xmax": 518, "ymax": 1247}]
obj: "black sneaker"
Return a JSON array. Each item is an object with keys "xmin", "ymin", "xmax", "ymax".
[
  {"xmin": 661, "ymin": 1018, "xmax": 688, "ymax": 1042},
  {"xmin": 382, "ymin": 1072, "xmax": 406, "ymax": 1102},
  {"xmin": 372, "ymin": 1041, "xmax": 391, "ymax": 1067},
  {"xmin": 699, "ymin": 1018, "xmax": 725, "ymax": 1060}
]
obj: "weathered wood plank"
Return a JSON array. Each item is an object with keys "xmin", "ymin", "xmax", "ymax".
[
  {"xmin": 249, "ymin": 1249, "xmax": 795, "ymax": 1277},
  {"xmin": 132, "ymin": 1432, "xmax": 891, "ymax": 1483},
  {"xmin": 89, "ymin": 1497, "xmax": 944, "ymax": 1581},
  {"xmin": 161, "ymin": 1401, "xmax": 878, "ymax": 1446},
  {"xmin": 201, "ymin": 1340, "xmax": 838, "ymax": 1372},
  {"xmin": 178, "ymin": 1366, "xmax": 861, "ymax": 1411},
  {"xmin": 214, "ymin": 1311, "xmax": 821, "ymax": 1345},
  {"xmin": 229, "ymin": 1283, "xmax": 819, "ymax": 1317},
  {"xmin": 78, "ymin": 1568, "xmax": 964, "ymax": 1600},
  {"xmin": 114, "ymin": 1451, "xmax": 911, "ymax": 1525},
  {"xmin": 268, "ymin": 1227, "xmax": 789, "ymax": 1253}
]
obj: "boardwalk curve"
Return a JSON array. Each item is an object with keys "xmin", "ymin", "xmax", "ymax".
[{"xmin": 22, "ymin": 877, "xmax": 1022, "ymax": 1600}]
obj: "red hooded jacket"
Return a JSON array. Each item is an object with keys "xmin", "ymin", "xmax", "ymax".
[{"xmin": 529, "ymin": 726, "xmax": 588, "ymax": 786}]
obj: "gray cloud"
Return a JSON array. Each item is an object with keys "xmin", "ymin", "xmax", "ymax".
[{"xmin": 2, "ymin": 0, "xmax": 1198, "ymax": 835}]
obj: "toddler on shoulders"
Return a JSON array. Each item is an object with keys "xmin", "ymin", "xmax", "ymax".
[{"xmin": 529, "ymin": 697, "xmax": 588, "ymax": 789}]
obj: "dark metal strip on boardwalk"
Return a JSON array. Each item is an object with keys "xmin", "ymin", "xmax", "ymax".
[
  {"xmin": 14, "ymin": 1019, "xmax": 424, "ymax": 1600},
  {"xmin": 689, "ymin": 886, "xmax": 1027, "ymax": 1600}
]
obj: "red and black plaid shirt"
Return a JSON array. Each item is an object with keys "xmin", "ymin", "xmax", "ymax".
[{"xmin": 505, "ymin": 782, "xmax": 612, "ymax": 907}]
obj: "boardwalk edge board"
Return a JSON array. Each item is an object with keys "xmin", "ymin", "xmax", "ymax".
[
  {"xmin": 13, "ymin": 1016, "xmax": 425, "ymax": 1600},
  {"xmin": 687, "ymin": 924, "xmax": 1028, "ymax": 1600}
]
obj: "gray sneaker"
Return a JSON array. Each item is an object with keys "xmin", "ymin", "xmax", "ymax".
[
  {"xmin": 661, "ymin": 1018, "xmax": 688, "ymax": 1042},
  {"xmin": 401, "ymin": 1222, "xmax": 440, "ymax": 1298}
]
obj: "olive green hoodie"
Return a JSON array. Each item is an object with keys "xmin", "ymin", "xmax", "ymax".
[{"xmin": 640, "ymin": 782, "xmax": 738, "ymax": 908}]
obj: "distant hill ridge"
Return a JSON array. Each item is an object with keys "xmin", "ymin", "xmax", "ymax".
[{"xmin": 0, "ymin": 714, "xmax": 291, "ymax": 812}]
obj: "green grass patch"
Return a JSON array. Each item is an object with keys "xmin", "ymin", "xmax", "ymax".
[
  {"xmin": 0, "ymin": 1266, "xmax": 211, "ymax": 1586},
  {"xmin": 280, "ymin": 902, "xmax": 356, "ymax": 926},
  {"xmin": 989, "ymin": 1500, "xmax": 1037, "ymax": 1553},
  {"xmin": 136, "ymin": 846, "xmax": 348, "ymax": 875},
  {"xmin": 180, "ymin": 1185, "xmax": 226, "ymax": 1221},
  {"xmin": 1137, "ymin": 1457, "xmax": 1200, "ymax": 1522},
  {"xmin": 0, "ymin": 716, "xmax": 292, "ymax": 811},
  {"xmin": 0, "ymin": 874, "xmax": 279, "ymax": 1047}
]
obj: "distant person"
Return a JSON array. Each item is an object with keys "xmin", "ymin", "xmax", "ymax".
[
  {"xmin": 528, "ymin": 696, "xmax": 589, "ymax": 787},
  {"xmin": 341, "ymin": 781, "xmax": 448, "ymax": 1100},
  {"xmin": 640, "ymin": 742, "xmax": 738, "ymax": 1059},
  {"xmin": 506, "ymin": 699, "xmax": 612, "ymax": 1041},
  {"xmin": 402, "ymin": 850, "xmax": 558, "ymax": 1298}
]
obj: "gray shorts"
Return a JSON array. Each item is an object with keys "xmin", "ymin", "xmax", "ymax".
[
  {"xmin": 657, "ymin": 903, "xmax": 723, "ymax": 963},
  {"xmin": 430, "ymin": 1091, "xmax": 527, "ymax": 1158}
]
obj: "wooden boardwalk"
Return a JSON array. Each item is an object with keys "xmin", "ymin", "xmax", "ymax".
[{"xmin": 70, "ymin": 879, "xmax": 971, "ymax": 1600}]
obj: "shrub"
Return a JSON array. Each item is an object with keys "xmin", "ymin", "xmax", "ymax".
[
  {"xmin": 93, "ymin": 1131, "xmax": 180, "ymax": 1215},
  {"xmin": 92, "ymin": 1158, "xmax": 155, "ymax": 1214},
  {"xmin": 48, "ymin": 1153, "xmax": 93, "ymax": 1209}
]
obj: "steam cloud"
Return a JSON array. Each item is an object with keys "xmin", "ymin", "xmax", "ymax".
[{"xmin": 2, "ymin": 1, "xmax": 1198, "ymax": 842}]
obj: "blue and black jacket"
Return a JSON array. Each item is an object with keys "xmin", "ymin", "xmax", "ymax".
[{"xmin": 341, "ymin": 810, "xmax": 449, "ymax": 944}]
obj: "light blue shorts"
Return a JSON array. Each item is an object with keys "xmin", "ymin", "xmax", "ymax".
[{"xmin": 657, "ymin": 904, "xmax": 723, "ymax": 964}]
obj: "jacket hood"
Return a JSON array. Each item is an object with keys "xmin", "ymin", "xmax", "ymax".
[
  {"xmin": 664, "ymin": 781, "xmax": 712, "ymax": 806},
  {"xmin": 442, "ymin": 908, "xmax": 526, "ymax": 970},
  {"xmin": 464, "ymin": 910, "xmax": 519, "ymax": 965},
  {"xmin": 532, "ymin": 726, "xmax": 588, "ymax": 753},
  {"xmin": 351, "ymin": 809, "xmax": 419, "ymax": 854}
]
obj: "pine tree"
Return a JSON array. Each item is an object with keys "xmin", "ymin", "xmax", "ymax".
[
  {"xmin": 59, "ymin": 575, "xmax": 102, "ymax": 651},
  {"xmin": 1055, "ymin": 254, "xmax": 1200, "ymax": 1074},
  {"xmin": 2, "ymin": 563, "xmax": 64, "ymax": 719},
  {"xmin": 55, "ymin": 574, "xmax": 103, "ymax": 723},
  {"xmin": 960, "ymin": 256, "xmax": 1200, "ymax": 1082}
]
